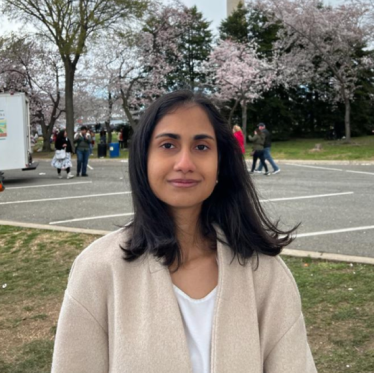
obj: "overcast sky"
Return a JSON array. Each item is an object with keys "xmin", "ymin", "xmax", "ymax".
[
  {"xmin": 175, "ymin": 0, "xmax": 227, "ymax": 32},
  {"xmin": 0, "ymin": 0, "xmax": 227, "ymax": 36},
  {"xmin": 0, "ymin": 0, "xmax": 346, "ymax": 37}
]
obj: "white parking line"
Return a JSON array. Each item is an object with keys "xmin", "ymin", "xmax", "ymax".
[
  {"xmin": 260, "ymin": 191, "xmax": 353, "ymax": 202},
  {"xmin": 50, "ymin": 212, "xmax": 134, "ymax": 225},
  {"xmin": 1, "ymin": 190, "xmax": 352, "ymax": 206},
  {"xmin": 6, "ymin": 181, "xmax": 92, "ymax": 190},
  {"xmin": 296, "ymin": 225, "xmax": 374, "ymax": 238},
  {"xmin": 346, "ymin": 170, "xmax": 374, "ymax": 176},
  {"xmin": 285, "ymin": 163, "xmax": 344, "ymax": 171},
  {"xmin": 47, "ymin": 192, "xmax": 353, "ymax": 225},
  {"xmin": 87, "ymin": 164, "xmax": 94, "ymax": 170},
  {"xmin": 286, "ymin": 163, "xmax": 374, "ymax": 175},
  {"xmin": 0, "ymin": 191, "xmax": 132, "ymax": 205}
]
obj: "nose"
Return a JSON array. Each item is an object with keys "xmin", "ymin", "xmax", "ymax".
[{"xmin": 173, "ymin": 148, "xmax": 196, "ymax": 173}]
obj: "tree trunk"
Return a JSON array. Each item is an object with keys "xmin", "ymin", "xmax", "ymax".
[
  {"xmin": 105, "ymin": 92, "xmax": 113, "ymax": 144},
  {"xmin": 344, "ymin": 98, "xmax": 351, "ymax": 143},
  {"xmin": 242, "ymin": 100, "xmax": 247, "ymax": 142},
  {"xmin": 41, "ymin": 123, "xmax": 54, "ymax": 152},
  {"xmin": 228, "ymin": 99, "xmax": 240, "ymax": 126},
  {"xmin": 64, "ymin": 60, "xmax": 76, "ymax": 150},
  {"xmin": 120, "ymin": 89, "xmax": 136, "ymax": 131},
  {"xmin": 104, "ymin": 121, "xmax": 113, "ymax": 144}
]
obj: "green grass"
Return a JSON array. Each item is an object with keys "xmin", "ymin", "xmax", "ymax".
[
  {"xmin": 286, "ymin": 257, "xmax": 374, "ymax": 372},
  {"xmin": 246, "ymin": 136, "xmax": 374, "ymax": 161},
  {"xmin": 1, "ymin": 225, "xmax": 374, "ymax": 372}
]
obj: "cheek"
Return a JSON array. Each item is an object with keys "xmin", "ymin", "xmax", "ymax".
[
  {"xmin": 147, "ymin": 157, "xmax": 165, "ymax": 193},
  {"xmin": 208, "ymin": 168, "xmax": 218, "ymax": 188}
]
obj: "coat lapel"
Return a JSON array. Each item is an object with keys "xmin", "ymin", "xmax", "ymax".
[
  {"xmin": 212, "ymin": 227, "xmax": 263, "ymax": 373},
  {"xmin": 147, "ymin": 254, "xmax": 193, "ymax": 372}
]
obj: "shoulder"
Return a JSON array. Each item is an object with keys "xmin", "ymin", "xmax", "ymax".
[
  {"xmin": 64, "ymin": 228, "xmax": 144, "ymax": 319},
  {"xmin": 254, "ymin": 254, "xmax": 299, "ymax": 291},
  {"xmin": 70, "ymin": 228, "xmax": 134, "ymax": 275},
  {"xmin": 66, "ymin": 228, "xmax": 141, "ymax": 294},
  {"xmin": 250, "ymin": 253, "xmax": 301, "ymax": 314}
]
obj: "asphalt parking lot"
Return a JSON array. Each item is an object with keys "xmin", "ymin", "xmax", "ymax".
[{"xmin": 1, "ymin": 158, "xmax": 373, "ymax": 258}]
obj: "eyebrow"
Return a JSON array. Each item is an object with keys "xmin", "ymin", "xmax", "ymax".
[{"xmin": 154, "ymin": 133, "xmax": 215, "ymax": 140}]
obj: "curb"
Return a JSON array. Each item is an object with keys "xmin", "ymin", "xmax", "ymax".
[
  {"xmin": 275, "ymin": 160, "xmax": 374, "ymax": 165},
  {"xmin": 281, "ymin": 248, "xmax": 374, "ymax": 265},
  {"xmin": 0, "ymin": 220, "xmax": 109, "ymax": 236},
  {"xmin": 1, "ymin": 220, "xmax": 373, "ymax": 265},
  {"xmin": 245, "ymin": 160, "xmax": 374, "ymax": 165}
]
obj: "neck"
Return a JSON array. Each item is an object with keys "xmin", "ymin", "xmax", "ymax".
[{"xmin": 170, "ymin": 206, "xmax": 213, "ymax": 265}]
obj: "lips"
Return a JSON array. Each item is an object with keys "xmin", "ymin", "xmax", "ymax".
[{"xmin": 168, "ymin": 179, "xmax": 201, "ymax": 188}]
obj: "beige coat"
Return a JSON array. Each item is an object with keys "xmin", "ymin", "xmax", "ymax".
[{"xmin": 52, "ymin": 227, "xmax": 317, "ymax": 373}]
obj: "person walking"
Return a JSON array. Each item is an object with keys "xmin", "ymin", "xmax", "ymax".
[
  {"xmin": 51, "ymin": 129, "xmax": 74, "ymax": 179},
  {"xmin": 89, "ymin": 129, "xmax": 96, "ymax": 156},
  {"xmin": 100, "ymin": 129, "xmax": 107, "ymax": 144},
  {"xmin": 51, "ymin": 91, "xmax": 316, "ymax": 373},
  {"xmin": 74, "ymin": 125, "xmax": 91, "ymax": 177},
  {"xmin": 118, "ymin": 129, "xmax": 124, "ymax": 149},
  {"xmin": 255, "ymin": 123, "xmax": 280, "ymax": 174},
  {"xmin": 232, "ymin": 125, "xmax": 245, "ymax": 154},
  {"xmin": 248, "ymin": 128, "xmax": 270, "ymax": 175}
]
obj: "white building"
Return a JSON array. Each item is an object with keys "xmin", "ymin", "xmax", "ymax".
[{"xmin": 175, "ymin": 0, "xmax": 243, "ymax": 31}]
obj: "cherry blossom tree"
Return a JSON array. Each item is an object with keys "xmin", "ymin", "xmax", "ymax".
[
  {"xmin": 205, "ymin": 39, "xmax": 276, "ymax": 139},
  {"xmin": 258, "ymin": 0, "xmax": 374, "ymax": 142},
  {"xmin": 0, "ymin": 36, "xmax": 64, "ymax": 151},
  {"xmin": 2, "ymin": 0, "xmax": 147, "ymax": 148},
  {"xmin": 75, "ymin": 43, "xmax": 124, "ymax": 143},
  {"xmin": 83, "ymin": 2, "xmax": 188, "ymax": 130}
]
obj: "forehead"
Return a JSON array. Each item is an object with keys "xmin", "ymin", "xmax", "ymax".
[{"xmin": 152, "ymin": 105, "xmax": 215, "ymax": 137}]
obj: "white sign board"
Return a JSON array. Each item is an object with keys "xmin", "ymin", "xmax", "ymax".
[{"xmin": 0, "ymin": 93, "xmax": 30, "ymax": 171}]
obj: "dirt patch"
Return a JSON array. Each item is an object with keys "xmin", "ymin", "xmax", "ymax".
[{"xmin": 0, "ymin": 296, "xmax": 62, "ymax": 364}]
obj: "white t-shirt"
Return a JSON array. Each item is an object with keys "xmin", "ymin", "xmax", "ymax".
[{"xmin": 173, "ymin": 285, "xmax": 217, "ymax": 373}]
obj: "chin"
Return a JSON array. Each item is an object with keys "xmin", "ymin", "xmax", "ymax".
[
  {"xmin": 165, "ymin": 200, "xmax": 203, "ymax": 210},
  {"xmin": 161, "ymin": 196, "xmax": 207, "ymax": 211}
]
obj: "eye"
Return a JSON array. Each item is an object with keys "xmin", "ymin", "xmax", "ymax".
[
  {"xmin": 196, "ymin": 144, "xmax": 209, "ymax": 151},
  {"xmin": 161, "ymin": 143, "xmax": 175, "ymax": 149}
]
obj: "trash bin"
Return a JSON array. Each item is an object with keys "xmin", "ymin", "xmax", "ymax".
[
  {"xmin": 98, "ymin": 143, "xmax": 107, "ymax": 158},
  {"xmin": 109, "ymin": 142, "xmax": 120, "ymax": 158}
]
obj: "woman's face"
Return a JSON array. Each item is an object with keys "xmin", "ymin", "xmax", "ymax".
[
  {"xmin": 64, "ymin": 131, "xmax": 67, "ymax": 137},
  {"xmin": 147, "ymin": 105, "xmax": 218, "ymax": 213}
]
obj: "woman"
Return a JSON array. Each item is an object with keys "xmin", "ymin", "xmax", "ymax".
[
  {"xmin": 52, "ymin": 91, "xmax": 317, "ymax": 373},
  {"xmin": 90, "ymin": 129, "xmax": 96, "ymax": 155},
  {"xmin": 248, "ymin": 128, "xmax": 270, "ymax": 176},
  {"xmin": 100, "ymin": 129, "xmax": 107, "ymax": 144},
  {"xmin": 232, "ymin": 124, "xmax": 245, "ymax": 154},
  {"xmin": 118, "ymin": 128, "xmax": 124, "ymax": 149},
  {"xmin": 51, "ymin": 129, "xmax": 74, "ymax": 179}
]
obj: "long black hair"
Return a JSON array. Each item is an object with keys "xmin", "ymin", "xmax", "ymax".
[
  {"xmin": 56, "ymin": 129, "xmax": 66, "ymax": 142},
  {"xmin": 123, "ymin": 90, "xmax": 297, "ymax": 268}
]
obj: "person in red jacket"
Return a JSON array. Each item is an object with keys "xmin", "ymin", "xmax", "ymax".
[{"xmin": 232, "ymin": 125, "xmax": 245, "ymax": 154}]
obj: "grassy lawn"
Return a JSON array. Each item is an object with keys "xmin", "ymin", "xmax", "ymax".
[{"xmin": 1, "ymin": 225, "xmax": 373, "ymax": 372}]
